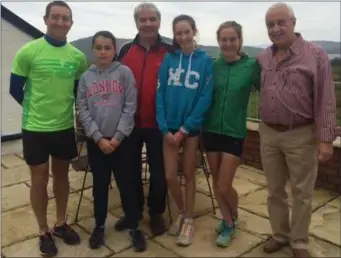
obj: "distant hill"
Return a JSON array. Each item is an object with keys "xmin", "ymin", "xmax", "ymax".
[
  {"xmin": 71, "ymin": 36, "xmax": 340, "ymax": 63},
  {"xmin": 71, "ymin": 35, "xmax": 264, "ymax": 63}
]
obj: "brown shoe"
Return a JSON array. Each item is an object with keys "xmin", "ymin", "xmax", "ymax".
[
  {"xmin": 263, "ymin": 237, "xmax": 289, "ymax": 253},
  {"xmin": 292, "ymin": 248, "xmax": 311, "ymax": 258},
  {"xmin": 149, "ymin": 214, "xmax": 167, "ymax": 236}
]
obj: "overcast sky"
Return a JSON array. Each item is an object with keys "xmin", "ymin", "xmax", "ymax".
[{"xmin": 3, "ymin": 1, "xmax": 340, "ymax": 46}]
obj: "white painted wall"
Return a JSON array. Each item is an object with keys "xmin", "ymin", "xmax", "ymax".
[{"xmin": 1, "ymin": 18, "xmax": 35, "ymax": 136}]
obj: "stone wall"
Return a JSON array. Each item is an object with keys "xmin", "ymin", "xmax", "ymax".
[{"xmin": 241, "ymin": 123, "xmax": 341, "ymax": 193}]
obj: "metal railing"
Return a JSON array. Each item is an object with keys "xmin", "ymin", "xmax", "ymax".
[{"xmin": 246, "ymin": 82, "xmax": 341, "ymax": 125}]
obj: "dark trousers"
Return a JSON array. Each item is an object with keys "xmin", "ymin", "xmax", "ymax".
[
  {"xmin": 87, "ymin": 137, "xmax": 139, "ymax": 229},
  {"xmin": 130, "ymin": 127, "xmax": 167, "ymax": 217}
]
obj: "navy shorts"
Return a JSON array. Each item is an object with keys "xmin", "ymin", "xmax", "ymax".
[{"xmin": 202, "ymin": 132, "xmax": 244, "ymax": 157}]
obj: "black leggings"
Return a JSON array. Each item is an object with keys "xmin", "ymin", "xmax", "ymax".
[{"xmin": 87, "ymin": 137, "xmax": 139, "ymax": 229}]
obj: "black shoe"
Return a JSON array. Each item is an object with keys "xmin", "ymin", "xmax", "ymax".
[
  {"xmin": 52, "ymin": 223, "xmax": 81, "ymax": 245},
  {"xmin": 149, "ymin": 214, "xmax": 166, "ymax": 236},
  {"xmin": 114, "ymin": 216, "xmax": 143, "ymax": 232},
  {"xmin": 39, "ymin": 232, "xmax": 58, "ymax": 256},
  {"xmin": 89, "ymin": 226, "xmax": 105, "ymax": 249},
  {"xmin": 129, "ymin": 229, "xmax": 146, "ymax": 252}
]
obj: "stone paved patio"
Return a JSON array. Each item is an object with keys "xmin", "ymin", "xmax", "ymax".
[{"xmin": 1, "ymin": 152, "xmax": 341, "ymax": 257}]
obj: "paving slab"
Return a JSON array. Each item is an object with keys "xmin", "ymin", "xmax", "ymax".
[
  {"xmin": 326, "ymin": 196, "xmax": 340, "ymax": 209},
  {"xmin": 1, "ymin": 165, "xmax": 31, "ymax": 187},
  {"xmin": 16, "ymin": 153, "xmax": 24, "ymax": 159},
  {"xmin": 239, "ymin": 164, "xmax": 264, "ymax": 174},
  {"xmin": 1, "ymin": 193, "xmax": 93, "ymax": 248},
  {"xmin": 196, "ymin": 173, "xmax": 264, "ymax": 198},
  {"xmin": 110, "ymin": 189, "xmax": 215, "ymax": 238},
  {"xmin": 213, "ymin": 208, "xmax": 272, "ymax": 240},
  {"xmin": 1, "ymin": 154, "xmax": 26, "ymax": 168},
  {"xmin": 2, "ymin": 183, "xmax": 31, "ymax": 212},
  {"xmin": 78, "ymin": 214, "xmax": 132, "ymax": 254},
  {"xmin": 112, "ymin": 240, "xmax": 179, "ymax": 257},
  {"xmin": 1, "ymin": 205, "xmax": 38, "ymax": 248},
  {"xmin": 310, "ymin": 204, "xmax": 340, "ymax": 246},
  {"xmin": 2, "ymin": 225, "xmax": 112, "ymax": 257},
  {"xmin": 286, "ymin": 185, "xmax": 339, "ymax": 211},
  {"xmin": 154, "ymin": 215, "xmax": 264, "ymax": 257},
  {"xmin": 242, "ymin": 236, "xmax": 341, "ymax": 257},
  {"xmin": 239, "ymin": 188, "xmax": 270, "ymax": 218},
  {"xmin": 235, "ymin": 166, "xmax": 268, "ymax": 187},
  {"xmin": 68, "ymin": 169, "xmax": 94, "ymax": 192}
]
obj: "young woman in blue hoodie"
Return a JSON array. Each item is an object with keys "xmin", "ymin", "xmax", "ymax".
[
  {"xmin": 156, "ymin": 15, "xmax": 214, "ymax": 246},
  {"xmin": 76, "ymin": 31, "xmax": 146, "ymax": 251}
]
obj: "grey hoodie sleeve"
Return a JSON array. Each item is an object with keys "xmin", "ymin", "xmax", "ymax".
[
  {"xmin": 114, "ymin": 66, "xmax": 137, "ymax": 142},
  {"xmin": 76, "ymin": 75, "xmax": 103, "ymax": 143}
]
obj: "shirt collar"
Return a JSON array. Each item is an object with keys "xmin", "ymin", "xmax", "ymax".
[
  {"xmin": 271, "ymin": 32, "xmax": 304, "ymax": 56},
  {"xmin": 133, "ymin": 33, "xmax": 162, "ymax": 51}
]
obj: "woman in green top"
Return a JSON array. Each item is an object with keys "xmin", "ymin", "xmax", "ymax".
[{"xmin": 202, "ymin": 21, "xmax": 260, "ymax": 247}]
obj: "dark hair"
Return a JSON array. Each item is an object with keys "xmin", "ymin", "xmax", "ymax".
[
  {"xmin": 216, "ymin": 21, "xmax": 244, "ymax": 55},
  {"xmin": 171, "ymin": 14, "xmax": 197, "ymax": 50},
  {"xmin": 92, "ymin": 31, "xmax": 117, "ymax": 61},
  {"xmin": 45, "ymin": 1, "xmax": 72, "ymax": 19}
]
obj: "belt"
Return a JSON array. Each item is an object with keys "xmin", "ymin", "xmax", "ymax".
[{"xmin": 264, "ymin": 120, "xmax": 313, "ymax": 132}]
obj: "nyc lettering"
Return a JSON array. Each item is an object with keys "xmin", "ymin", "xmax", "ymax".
[
  {"xmin": 87, "ymin": 80, "xmax": 123, "ymax": 97},
  {"xmin": 167, "ymin": 68, "xmax": 200, "ymax": 89}
]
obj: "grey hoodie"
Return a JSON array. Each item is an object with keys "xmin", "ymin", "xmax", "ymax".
[{"xmin": 77, "ymin": 61, "xmax": 137, "ymax": 143}]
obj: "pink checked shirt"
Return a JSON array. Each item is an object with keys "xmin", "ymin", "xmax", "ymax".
[{"xmin": 257, "ymin": 34, "xmax": 337, "ymax": 142}]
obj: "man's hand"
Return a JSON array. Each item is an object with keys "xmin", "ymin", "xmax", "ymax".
[
  {"xmin": 98, "ymin": 138, "xmax": 115, "ymax": 154},
  {"xmin": 110, "ymin": 138, "xmax": 120, "ymax": 150},
  {"xmin": 318, "ymin": 142, "xmax": 333, "ymax": 162}
]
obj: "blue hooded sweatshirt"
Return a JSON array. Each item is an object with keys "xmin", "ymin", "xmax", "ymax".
[{"xmin": 156, "ymin": 48, "xmax": 213, "ymax": 135}]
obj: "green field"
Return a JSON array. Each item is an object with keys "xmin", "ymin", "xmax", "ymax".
[{"xmin": 247, "ymin": 64, "xmax": 341, "ymax": 126}]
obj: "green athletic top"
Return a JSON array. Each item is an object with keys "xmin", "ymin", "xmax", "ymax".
[
  {"xmin": 12, "ymin": 37, "xmax": 88, "ymax": 132},
  {"xmin": 203, "ymin": 54, "xmax": 261, "ymax": 139}
]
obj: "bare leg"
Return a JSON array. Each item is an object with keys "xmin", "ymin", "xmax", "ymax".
[
  {"xmin": 30, "ymin": 162, "xmax": 50, "ymax": 234},
  {"xmin": 182, "ymin": 137, "xmax": 199, "ymax": 218},
  {"xmin": 51, "ymin": 157, "xmax": 70, "ymax": 226},
  {"xmin": 163, "ymin": 140, "xmax": 184, "ymax": 213},
  {"xmin": 217, "ymin": 153, "xmax": 240, "ymax": 225},
  {"xmin": 206, "ymin": 152, "xmax": 230, "ymax": 221}
]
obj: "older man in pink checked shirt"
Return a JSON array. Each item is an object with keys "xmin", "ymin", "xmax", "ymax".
[{"xmin": 257, "ymin": 3, "xmax": 338, "ymax": 258}]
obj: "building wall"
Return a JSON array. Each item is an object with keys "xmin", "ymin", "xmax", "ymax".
[
  {"xmin": 1, "ymin": 19, "xmax": 34, "ymax": 135},
  {"xmin": 242, "ymin": 123, "xmax": 341, "ymax": 193}
]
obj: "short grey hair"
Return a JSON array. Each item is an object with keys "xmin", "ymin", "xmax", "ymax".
[
  {"xmin": 134, "ymin": 2, "xmax": 161, "ymax": 22},
  {"xmin": 266, "ymin": 2, "xmax": 296, "ymax": 21}
]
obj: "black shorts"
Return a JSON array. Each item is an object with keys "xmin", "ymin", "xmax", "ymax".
[
  {"xmin": 202, "ymin": 132, "xmax": 244, "ymax": 157},
  {"xmin": 22, "ymin": 127, "xmax": 78, "ymax": 166}
]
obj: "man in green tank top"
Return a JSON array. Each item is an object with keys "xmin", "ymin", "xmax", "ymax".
[{"xmin": 9, "ymin": 1, "xmax": 88, "ymax": 256}]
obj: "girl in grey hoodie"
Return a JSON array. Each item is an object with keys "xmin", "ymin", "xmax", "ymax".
[{"xmin": 76, "ymin": 31, "xmax": 146, "ymax": 252}]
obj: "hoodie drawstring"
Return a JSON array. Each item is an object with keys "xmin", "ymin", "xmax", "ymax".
[{"xmin": 178, "ymin": 52, "xmax": 194, "ymax": 80}]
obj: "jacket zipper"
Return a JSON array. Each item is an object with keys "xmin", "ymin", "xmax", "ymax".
[
  {"xmin": 220, "ymin": 68, "xmax": 230, "ymax": 134},
  {"xmin": 137, "ymin": 49, "xmax": 149, "ymax": 124}
]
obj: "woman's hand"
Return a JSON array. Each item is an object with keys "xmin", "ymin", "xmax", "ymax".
[
  {"xmin": 98, "ymin": 138, "xmax": 115, "ymax": 154},
  {"xmin": 165, "ymin": 132, "xmax": 177, "ymax": 146},
  {"xmin": 174, "ymin": 131, "xmax": 186, "ymax": 145}
]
